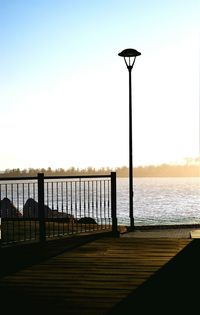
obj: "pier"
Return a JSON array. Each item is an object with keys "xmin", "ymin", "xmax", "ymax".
[
  {"xmin": 1, "ymin": 227, "xmax": 200, "ymax": 314},
  {"xmin": 1, "ymin": 174, "xmax": 200, "ymax": 313}
]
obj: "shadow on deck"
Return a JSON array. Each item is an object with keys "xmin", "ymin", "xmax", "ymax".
[
  {"xmin": 108, "ymin": 238, "xmax": 200, "ymax": 314},
  {"xmin": 1, "ymin": 229, "xmax": 200, "ymax": 314},
  {"xmin": 0, "ymin": 230, "xmax": 114, "ymax": 278}
]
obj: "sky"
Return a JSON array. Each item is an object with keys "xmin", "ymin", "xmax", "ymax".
[{"xmin": 0, "ymin": 0, "xmax": 200, "ymax": 170}]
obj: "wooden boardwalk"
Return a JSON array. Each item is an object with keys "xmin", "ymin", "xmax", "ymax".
[{"xmin": 1, "ymin": 234, "xmax": 198, "ymax": 314}]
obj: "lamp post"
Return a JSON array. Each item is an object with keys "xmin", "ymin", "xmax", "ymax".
[{"xmin": 118, "ymin": 48, "xmax": 141, "ymax": 230}]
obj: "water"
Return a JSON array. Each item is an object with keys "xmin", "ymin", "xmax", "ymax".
[
  {"xmin": 117, "ymin": 177, "xmax": 200, "ymax": 226},
  {"xmin": 0, "ymin": 177, "xmax": 199, "ymax": 228}
]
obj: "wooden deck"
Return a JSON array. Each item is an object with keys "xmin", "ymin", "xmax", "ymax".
[{"xmin": 1, "ymin": 234, "xmax": 200, "ymax": 314}]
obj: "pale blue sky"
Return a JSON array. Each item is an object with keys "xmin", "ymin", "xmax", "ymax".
[{"xmin": 0, "ymin": 0, "xmax": 199, "ymax": 170}]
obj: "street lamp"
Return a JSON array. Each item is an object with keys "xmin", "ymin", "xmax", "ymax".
[{"xmin": 118, "ymin": 48, "xmax": 141, "ymax": 230}]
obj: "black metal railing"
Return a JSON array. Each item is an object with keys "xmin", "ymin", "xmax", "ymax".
[{"xmin": 0, "ymin": 172, "xmax": 117, "ymax": 246}]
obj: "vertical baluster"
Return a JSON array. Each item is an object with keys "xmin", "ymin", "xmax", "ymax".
[
  {"xmin": 0, "ymin": 183, "xmax": 1, "ymax": 242},
  {"xmin": 79, "ymin": 179, "xmax": 82, "ymax": 232},
  {"xmin": 75, "ymin": 181, "xmax": 77, "ymax": 234},
  {"xmin": 10, "ymin": 183, "xmax": 14, "ymax": 242},
  {"xmin": 93, "ymin": 180, "xmax": 96, "ymax": 231},
  {"xmin": 106, "ymin": 180, "xmax": 109, "ymax": 228},
  {"xmin": 56, "ymin": 182, "xmax": 59, "ymax": 210},
  {"xmin": 7, "ymin": 183, "xmax": 10, "ymax": 242},
  {"xmin": 9, "ymin": 184, "xmax": 11, "ymax": 242},
  {"xmin": 46, "ymin": 182, "xmax": 50, "ymax": 238},
  {"xmin": 87, "ymin": 181, "xmax": 90, "ymax": 216},
  {"xmin": 61, "ymin": 181, "xmax": 64, "ymax": 236},
  {"xmin": 4, "ymin": 184, "xmax": 8, "ymax": 243},
  {"xmin": 92, "ymin": 180, "xmax": 94, "ymax": 225},
  {"xmin": 108, "ymin": 180, "xmax": 111, "ymax": 228},
  {"xmin": 29, "ymin": 182, "xmax": 32, "ymax": 240},
  {"xmin": 102, "ymin": 180, "xmax": 105, "ymax": 228},
  {"xmin": 4, "ymin": 184, "xmax": 7, "ymax": 243},
  {"xmin": 96, "ymin": 180, "xmax": 99, "ymax": 229},
  {"xmin": 83, "ymin": 180, "xmax": 86, "ymax": 232},
  {"xmin": 32, "ymin": 182, "xmax": 34, "ymax": 238},
  {"xmin": 70, "ymin": 181, "xmax": 73, "ymax": 234},
  {"xmin": 104, "ymin": 180, "xmax": 106, "ymax": 229},
  {"xmin": 26, "ymin": 182, "xmax": 29, "ymax": 241},
  {"xmin": 111, "ymin": 172, "xmax": 118, "ymax": 235},
  {"xmin": 83, "ymin": 180, "xmax": 85, "ymax": 217},
  {"xmin": 102, "ymin": 180, "xmax": 104, "ymax": 228},
  {"xmin": 33, "ymin": 181, "xmax": 37, "ymax": 240},
  {"xmin": 51, "ymin": 181, "xmax": 53, "ymax": 237},
  {"xmin": 100, "ymin": 180, "xmax": 102, "ymax": 228},
  {"xmin": 11, "ymin": 183, "xmax": 14, "ymax": 204},
  {"xmin": 6, "ymin": 183, "xmax": 10, "ymax": 242},
  {"xmin": 16, "ymin": 183, "xmax": 20, "ymax": 242},
  {"xmin": 56, "ymin": 182, "xmax": 59, "ymax": 237},
  {"xmin": 107, "ymin": 179, "xmax": 109, "ymax": 228},
  {"xmin": 88, "ymin": 181, "xmax": 91, "ymax": 231},
  {"xmin": 27, "ymin": 182, "xmax": 31, "ymax": 241},
  {"xmin": 56, "ymin": 181, "xmax": 58, "ymax": 236},
  {"xmin": 38, "ymin": 173, "xmax": 45, "ymax": 242},
  {"xmin": 22, "ymin": 183, "xmax": 25, "ymax": 241},
  {"xmin": 66, "ymin": 181, "xmax": 69, "ymax": 235},
  {"xmin": 0, "ymin": 183, "xmax": 1, "ymax": 209},
  {"xmin": 0, "ymin": 183, "xmax": 2, "ymax": 243},
  {"xmin": 52, "ymin": 182, "xmax": 54, "ymax": 238},
  {"xmin": 108, "ymin": 179, "xmax": 111, "ymax": 227}
]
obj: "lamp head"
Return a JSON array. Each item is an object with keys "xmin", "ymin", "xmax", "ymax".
[
  {"xmin": 118, "ymin": 48, "xmax": 141, "ymax": 69},
  {"xmin": 118, "ymin": 48, "xmax": 141, "ymax": 57}
]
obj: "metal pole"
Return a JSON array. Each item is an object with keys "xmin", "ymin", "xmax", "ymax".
[
  {"xmin": 38, "ymin": 173, "xmax": 46, "ymax": 242},
  {"xmin": 111, "ymin": 172, "xmax": 118, "ymax": 236},
  {"xmin": 128, "ymin": 67, "xmax": 134, "ymax": 229},
  {"xmin": 118, "ymin": 49, "xmax": 141, "ymax": 230}
]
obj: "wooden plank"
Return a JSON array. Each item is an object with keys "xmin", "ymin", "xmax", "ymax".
[
  {"xmin": 0, "ymin": 237, "xmax": 191, "ymax": 315},
  {"xmin": 190, "ymin": 229, "xmax": 200, "ymax": 238}
]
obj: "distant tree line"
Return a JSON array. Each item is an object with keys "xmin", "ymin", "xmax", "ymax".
[
  {"xmin": 0, "ymin": 167, "xmax": 116, "ymax": 177},
  {"xmin": 0, "ymin": 162, "xmax": 199, "ymax": 177},
  {"xmin": 133, "ymin": 164, "xmax": 200, "ymax": 177}
]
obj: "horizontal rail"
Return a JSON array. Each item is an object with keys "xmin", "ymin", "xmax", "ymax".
[{"xmin": 0, "ymin": 174, "xmax": 111, "ymax": 181}]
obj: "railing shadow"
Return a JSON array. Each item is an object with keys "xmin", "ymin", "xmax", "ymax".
[
  {"xmin": 0, "ymin": 230, "xmax": 113, "ymax": 278},
  {"xmin": 107, "ymin": 239, "xmax": 200, "ymax": 314}
]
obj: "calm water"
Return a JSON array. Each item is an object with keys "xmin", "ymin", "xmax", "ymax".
[
  {"xmin": 117, "ymin": 177, "xmax": 200, "ymax": 226},
  {"xmin": 0, "ymin": 177, "xmax": 199, "ymax": 227}
]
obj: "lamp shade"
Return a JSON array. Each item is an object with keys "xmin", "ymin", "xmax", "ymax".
[{"xmin": 118, "ymin": 48, "xmax": 141, "ymax": 57}]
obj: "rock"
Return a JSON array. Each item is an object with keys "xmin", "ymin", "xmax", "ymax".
[
  {"xmin": 77, "ymin": 217, "xmax": 97, "ymax": 224},
  {"xmin": 23, "ymin": 198, "xmax": 38, "ymax": 218},
  {"xmin": 0, "ymin": 198, "xmax": 21, "ymax": 218},
  {"xmin": 23, "ymin": 198, "xmax": 74, "ymax": 221},
  {"xmin": 23, "ymin": 198, "xmax": 53, "ymax": 218}
]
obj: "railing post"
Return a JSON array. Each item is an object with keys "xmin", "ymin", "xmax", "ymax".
[
  {"xmin": 38, "ymin": 173, "xmax": 46, "ymax": 242},
  {"xmin": 111, "ymin": 172, "xmax": 118, "ymax": 236}
]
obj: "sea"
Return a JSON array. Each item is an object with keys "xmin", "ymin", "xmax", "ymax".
[
  {"xmin": 0, "ymin": 177, "xmax": 200, "ymax": 228},
  {"xmin": 117, "ymin": 177, "xmax": 200, "ymax": 226}
]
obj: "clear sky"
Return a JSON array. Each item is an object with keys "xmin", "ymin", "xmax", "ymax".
[{"xmin": 0, "ymin": 0, "xmax": 199, "ymax": 170}]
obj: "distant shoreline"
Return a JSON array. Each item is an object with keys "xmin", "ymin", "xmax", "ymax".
[
  {"xmin": 0, "ymin": 173, "xmax": 200, "ymax": 178},
  {"xmin": 0, "ymin": 163, "xmax": 199, "ymax": 178}
]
